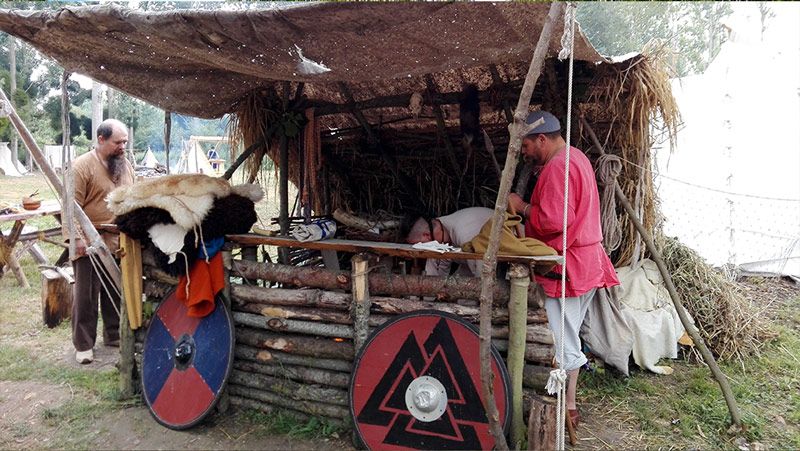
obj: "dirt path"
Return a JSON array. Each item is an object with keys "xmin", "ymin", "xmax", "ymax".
[{"xmin": 0, "ymin": 377, "xmax": 351, "ymax": 450}]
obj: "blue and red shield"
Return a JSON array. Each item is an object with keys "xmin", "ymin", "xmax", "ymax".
[
  {"xmin": 350, "ymin": 310, "xmax": 511, "ymax": 450},
  {"xmin": 141, "ymin": 289, "xmax": 234, "ymax": 430}
]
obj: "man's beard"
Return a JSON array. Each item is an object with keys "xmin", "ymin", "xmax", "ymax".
[{"xmin": 107, "ymin": 153, "xmax": 125, "ymax": 184}]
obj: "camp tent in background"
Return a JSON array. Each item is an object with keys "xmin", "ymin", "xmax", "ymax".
[
  {"xmin": 42, "ymin": 145, "xmax": 76, "ymax": 172},
  {"xmin": 655, "ymin": 3, "xmax": 800, "ymax": 278},
  {"xmin": 139, "ymin": 147, "xmax": 160, "ymax": 168},
  {"xmin": 0, "ymin": 142, "xmax": 22, "ymax": 177},
  {"xmin": 173, "ymin": 136, "xmax": 226, "ymax": 176}
]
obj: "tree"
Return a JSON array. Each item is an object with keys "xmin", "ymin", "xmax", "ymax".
[{"xmin": 577, "ymin": 2, "xmax": 733, "ymax": 76}]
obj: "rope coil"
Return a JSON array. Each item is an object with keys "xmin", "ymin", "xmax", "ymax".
[{"xmin": 596, "ymin": 153, "xmax": 623, "ymax": 253}]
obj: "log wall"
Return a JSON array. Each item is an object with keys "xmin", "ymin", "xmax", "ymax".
[{"xmin": 137, "ymin": 247, "xmax": 555, "ymax": 429}]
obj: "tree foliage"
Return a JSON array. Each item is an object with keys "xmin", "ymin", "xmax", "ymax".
[{"xmin": 577, "ymin": 2, "xmax": 733, "ymax": 76}]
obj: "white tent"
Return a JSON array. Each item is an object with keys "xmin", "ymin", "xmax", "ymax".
[
  {"xmin": 43, "ymin": 144, "xmax": 76, "ymax": 171},
  {"xmin": 654, "ymin": 4, "xmax": 800, "ymax": 278},
  {"xmin": 140, "ymin": 147, "xmax": 160, "ymax": 168},
  {"xmin": 0, "ymin": 142, "xmax": 22, "ymax": 177},
  {"xmin": 174, "ymin": 140, "xmax": 215, "ymax": 175}
]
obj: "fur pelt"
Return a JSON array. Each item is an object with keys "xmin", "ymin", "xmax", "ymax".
[
  {"xmin": 115, "ymin": 207, "xmax": 174, "ymax": 241},
  {"xmin": 107, "ymin": 174, "xmax": 231, "ymax": 230},
  {"xmin": 231, "ymin": 183, "xmax": 264, "ymax": 203},
  {"xmin": 115, "ymin": 191, "xmax": 260, "ymax": 276}
]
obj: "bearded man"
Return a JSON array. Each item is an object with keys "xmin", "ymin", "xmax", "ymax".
[{"xmin": 71, "ymin": 119, "xmax": 135, "ymax": 364}]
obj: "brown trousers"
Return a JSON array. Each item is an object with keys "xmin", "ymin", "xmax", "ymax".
[{"xmin": 71, "ymin": 256, "xmax": 120, "ymax": 352}]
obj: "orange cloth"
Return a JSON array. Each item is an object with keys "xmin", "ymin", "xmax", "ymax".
[{"xmin": 176, "ymin": 252, "xmax": 225, "ymax": 317}]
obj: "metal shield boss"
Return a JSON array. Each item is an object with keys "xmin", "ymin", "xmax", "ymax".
[
  {"xmin": 351, "ymin": 310, "xmax": 511, "ymax": 450},
  {"xmin": 141, "ymin": 289, "xmax": 234, "ymax": 429}
]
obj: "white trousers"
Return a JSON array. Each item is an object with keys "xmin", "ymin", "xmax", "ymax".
[{"xmin": 545, "ymin": 288, "xmax": 596, "ymax": 371}]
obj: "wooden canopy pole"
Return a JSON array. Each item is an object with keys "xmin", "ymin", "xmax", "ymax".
[
  {"xmin": 579, "ymin": 115, "xmax": 743, "ymax": 428},
  {"xmin": 477, "ymin": 3, "xmax": 564, "ymax": 449},
  {"xmin": 164, "ymin": 111, "xmax": 171, "ymax": 174},
  {"xmin": 0, "ymin": 87, "xmax": 121, "ymax": 288}
]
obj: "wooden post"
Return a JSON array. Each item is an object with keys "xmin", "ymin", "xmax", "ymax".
[
  {"xmin": 527, "ymin": 394, "xmax": 556, "ymax": 450},
  {"xmin": 579, "ymin": 115, "xmax": 743, "ymax": 428},
  {"xmin": 477, "ymin": 4, "xmax": 564, "ymax": 449},
  {"xmin": 164, "ymin": 111, "xmax": 171, "ymax": 174},
  {"xmin": 118, "ymin": 289, "xmax": 135, "ymax": 399},
  {"xmin": 507, "ymin": 263, "xmax": 530, "ymax": 449},
  {"xmin": 217, "ymin": 248, "xmax": 233, "ymax": 414},
  {"xmin": 2, "ymin": 221, "xmax": 29, "ymax": 287},
  {"xmin": 351, "ymin": 253, "xmax": 371, "ymax": 353},
  {"xmin": 40, "ymin": 267, "xmax": 73, "ymax": 328}
]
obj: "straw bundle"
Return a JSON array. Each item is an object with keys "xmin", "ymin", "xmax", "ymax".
[
  {"xmin": 660, "ymin": 235, "xmax": 773, "ymax": 362},
  {"xmin": 586, "ymin": 53, "xmax": 680, "ymax": 267}
]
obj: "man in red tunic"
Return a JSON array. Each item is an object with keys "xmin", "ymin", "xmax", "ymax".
[{"xmin": 508, "ymin": 110, "xmax": 619, "ymax": 427}]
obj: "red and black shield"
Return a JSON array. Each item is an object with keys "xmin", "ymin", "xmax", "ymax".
[
  {"xmin": 141, "ymin": 289, "xmax": 234, "ymax": 430},
  {"xmin": 350, "ymin": 310, "xmax": 511, "ymax": 450}
]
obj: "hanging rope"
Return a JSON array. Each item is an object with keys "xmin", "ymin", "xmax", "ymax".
[
  {"xmin": 596, "ymin": 153, "xmax": 623, "ymax": 253},
  {"xmin": 545, "ymin": 3, "xmax": 576, "ymax": 450},
  {"xmin": 87, "ymin": 250, "xmax": 122, "ymax": 319}
]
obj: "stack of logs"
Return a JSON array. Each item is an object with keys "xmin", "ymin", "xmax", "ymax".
[{"xmin": 138, "ymin": 247, "xmax": 556, "ymax": 428}]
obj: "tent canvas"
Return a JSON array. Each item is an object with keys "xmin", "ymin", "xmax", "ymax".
[
  {"xmin": 42, "ymin": 145, "xmax": 76, "ymax": 171},
  {"xmin": 654, "ymin": 3, "xmax": 800, "ymax": 278},
  {"xmin": 0, "ymin": 142, "xmax": 22, "ymax": 177},
  {"xmin": 140, "ymin": 148, "xmax": 160, "ymax": 168},
  {"xmin": 174, "ymin": 140, "xmax": 215, "ymax": 175}
]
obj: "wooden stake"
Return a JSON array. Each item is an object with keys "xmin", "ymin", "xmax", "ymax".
[
  {"xmin": 477, "ymin": 4, "xmax": 564, "ymax": 449},
  {"xmin": 527, "ymin": 394, "xmax": 556, "ymax": 450},
  {"xmin": 508, "ymin": 263, "xmax": 531, "ymax": 449},
  {"xmin": 351, "ymin": 253, "xmax": 371, "ymax": 353}
]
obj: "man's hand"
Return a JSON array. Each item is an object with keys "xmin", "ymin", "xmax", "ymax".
[{"xmin": 508, "ymin": 193, "xmax": 527, "ymax": 214}]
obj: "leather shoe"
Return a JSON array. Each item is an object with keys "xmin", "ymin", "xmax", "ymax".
[
  {"xmin": 75, "ymin": 349, "xmax": 94, "ymax": 364},
  {"xmin": 568, "ymin": 409, "xmax": 581, "ymax": 429}
]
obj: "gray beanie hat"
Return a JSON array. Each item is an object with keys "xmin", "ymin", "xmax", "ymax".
[{"xmin": 524, "ymin": 110, "xmax": 561, "ymax": 136}]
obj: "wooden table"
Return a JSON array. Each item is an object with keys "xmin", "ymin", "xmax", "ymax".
[
  {"xmin": 226, "ymin": 234, "xmax": 564, "ymax": 265},
  {"xmin": 0, "ymin": 200, "xmax": 62, "ymax": 287}
]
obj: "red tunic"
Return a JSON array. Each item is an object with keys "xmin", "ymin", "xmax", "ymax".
[{"xmin": 526, "ymin": 146, "xmax": 619, "ymax": 298}]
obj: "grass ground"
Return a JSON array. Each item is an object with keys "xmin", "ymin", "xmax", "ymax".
[{"xmin": 1, "ymin": 173, "xmax": 798, "ymax": 450}]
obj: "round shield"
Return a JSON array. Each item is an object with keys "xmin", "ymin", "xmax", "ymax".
[
  {"xmin": 350, "ymin": 310, "xmax": 511, "ymax": 450},
  {"xmin": 141, "ymin": 289, "xmax": 234, "ymax": 430}
]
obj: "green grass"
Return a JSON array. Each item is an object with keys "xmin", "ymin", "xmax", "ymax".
[
  {"xmin": 241, "ymin": 408, "xmax": 344, "ymax": 440},
  {"xmin": 580, "ymin": 294, "xmax": 800, "ymax": 450}
]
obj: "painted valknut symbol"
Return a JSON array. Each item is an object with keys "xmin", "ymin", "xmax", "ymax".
[
  {"xmin": 350, "ymin": 310, "xmax": 511, "ymax": 450},
  {"xmin": 141, "ymin": 289, "xmax": 234, "ymax": 430}
]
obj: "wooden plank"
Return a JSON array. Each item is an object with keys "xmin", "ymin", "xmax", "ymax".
[
  {"xmin": 226, "ymin": 234, "xmax": 563, "ymax": 265},
  {"xmin": 119, "ymin": 233, "xmax": 143, "ymax": 329}
]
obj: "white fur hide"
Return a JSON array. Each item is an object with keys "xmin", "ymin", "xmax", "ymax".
[{"xmin": 107, "ymin": 174, "xmax": 231, "ymax": 229}]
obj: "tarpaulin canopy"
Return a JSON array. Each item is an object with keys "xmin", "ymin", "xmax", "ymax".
[{"xmin": 0, "ymin": 2, "xmax": 604, "ymax": 118}]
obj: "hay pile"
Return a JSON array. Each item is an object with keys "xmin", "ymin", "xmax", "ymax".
[
  {"xmin": 660, "ymin": 235, "xmax": 774, "ymax": 362},
  {"xmin": 585, "ymin": 53, "xmax": 680, "ymax": 268}
]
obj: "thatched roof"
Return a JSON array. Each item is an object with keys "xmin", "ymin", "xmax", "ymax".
[
  {"xmin": 0, "ymin": 2, "xmax": 679, "ymax": 269},
  {"xmin": 0, "ymin": 3, "xmax": 603, "ymax": 119}
]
